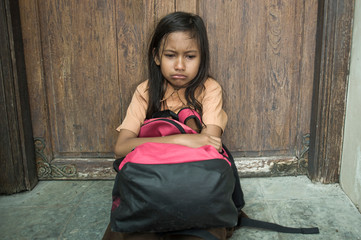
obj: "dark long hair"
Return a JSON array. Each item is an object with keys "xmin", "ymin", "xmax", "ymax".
[{"xmin": 146, "ymin": 12, "xmax": 210, "ymax": 119}]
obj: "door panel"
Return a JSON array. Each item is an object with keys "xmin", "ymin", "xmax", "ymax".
[
  {"xmin": 19, "ymin": 0, "xmax": 317, "ymax": 179},
  {"xmin": 38, "ymin": 0, "xmax": 119, "ymax": 158},
  {"xmin": 200, "ymin": 0, "xmax": 316, "ymax": 157}
]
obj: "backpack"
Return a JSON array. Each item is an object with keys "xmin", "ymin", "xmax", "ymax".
[{"xmin": 110, "ymin": 109, "xmax": 319, "ymax": 239}]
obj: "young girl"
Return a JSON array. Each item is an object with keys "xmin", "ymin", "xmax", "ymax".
[{"xmin": 103, "ymin": 11, "xmax": 231, "ymax": 240}]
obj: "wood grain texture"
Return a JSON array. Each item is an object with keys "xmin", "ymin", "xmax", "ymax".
[
  {"xmin": 200, "ymin": 0, "xmax": 317, "ymax": 157},
  {"xmin": 0, "ymin": 0, "xmax": 22, "ymax": 192},
  {"xmin": 18, "ymin": 0, "xmax": 348, "ymax": 179},
  {"xmin": 155, "ymin": 0, "xmax": 175, "ymax": 21},
  {"xmin": 37, "ymin": 0, "xmax": 119, "ymax": 157},
  {"xmin": 296, "ymin": 0, "xmax": 318, "ymax": 156},
  {"xmin": 235, "ymin": 156, "xmax": 308, "ymax": 177},
  {"xmin": 19, "ymin": 0, "xmax": 54, "ymax": 164},
  {"xmin": 176, "ymin": 0, "xmax": 197, "ymax": 13},
  {"xmin": 309, "ymin": 0, "xmax": 354, "ymax": 183},
  {"xmin": 0, "ymin": 0, "xmax": 37, "ymax": 193},
  {"xmin": 261, "ymin": 0, "xmax": 300, "ymax": 153},
  {"xmin": 51, "ymin": 158, "xmax": 115, "ymax": 179},
  {"xmin": 116, "ymin": 0, "xmax": 154, "ymax": 122}
]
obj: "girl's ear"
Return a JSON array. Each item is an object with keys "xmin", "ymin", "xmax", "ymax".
[{"xmin": 153, "ymin": 49, "xmax": 160, "ymax": 66}]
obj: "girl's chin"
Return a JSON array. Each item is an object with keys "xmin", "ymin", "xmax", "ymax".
[{"xmin": 166, "ymin": 79, "xmax": 191, "ymax": 89}]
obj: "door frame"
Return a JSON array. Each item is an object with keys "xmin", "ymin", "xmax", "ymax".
[
  {"xmin": 0, "ymin": 0, "xmax": 38, "ymax": 193},
  {"xmin": 10, "ymin": 0, "xmax": 354, "ymax": 184},
  {"xmin": 309, "ymin": 0, "xmax": 354, "ymax": 183}
]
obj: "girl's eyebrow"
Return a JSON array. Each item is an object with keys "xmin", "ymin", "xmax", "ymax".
[{"xmin": 163, "ymin": 49, "xmax": 198, "ymax": 53}]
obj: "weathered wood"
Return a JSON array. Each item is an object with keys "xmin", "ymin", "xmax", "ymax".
[
  {"xmin": 0, "ymin": 0, "xmax": 37, "ymax": 193},
  {"xmin": 39, "ymin": 158, "xmax": 115, "ymax": 180},
  {"xmin": 34, "ymin": 155, "xmax": 307, "ymax": 180},
  {"xmin": 175, "ymin": 0, "xmax": 198, "ymax": 13},
  {"xmin": 200, "ymin": 0, "xmax": 317, "ymax": 157},
  {"xmin": 19, "ymin": 0, "xmax": 53, "ymax": 164},
  {"xmin": 37, "ymin": 0, "xmax": 119, "ymax": 157},
  {"xmin": 296, "ymin": 0, "xmax": 318, "ymax": 155},
  {"xmin": 235, "ymin": 156, "xmax": 308, "ymax": 178},
  {"xmin": 17, "ymin": 0, "xmax": 353, "ymax": 180},
  {"xmin": 116, "ymin": 0, "xmax": 155, "ymax": 121},
  {"xmin": 155, "ymin": 0, "xmax": 175, "ymax": 21},
  {"xmin": 309, "ymin": 0, "xmax": 354, "ymax": 183}
]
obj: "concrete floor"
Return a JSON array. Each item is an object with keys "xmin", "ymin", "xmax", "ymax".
[{"xmin": 0, "ymin": 176, "xmax": 360, "ymax": 240}]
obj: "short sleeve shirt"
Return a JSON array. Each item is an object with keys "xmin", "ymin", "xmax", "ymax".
[{"xmin": 116, "ymin": 78, "xmax": 228, "ymax": 134}]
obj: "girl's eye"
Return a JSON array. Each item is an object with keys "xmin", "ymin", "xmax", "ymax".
[
  {"xmin": 186, "ymin": 55, "xmax": 196, "ymax": 60},
  {"xmin": 165, "ymin": 54, "xmax": 175, "ymax": 58}
]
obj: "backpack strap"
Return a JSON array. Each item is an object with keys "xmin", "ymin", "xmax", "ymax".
[
  {"xmin": 113, "ymin": 158, "xmax": 124, "ymax": 173},
  {"xmin": 178, "ymin": 107, "xmax": 202, "ymax": 130},
  {"xmin": 238, "ymin": 214, "xmax": 319, "ymax": 234},
  {"xmin": 222, "ymin": 144, "xmax": 245, "ymax": 210},
  {"xmin": 152, "ymin": 110, "xmax": 179, "ymax": 120}
]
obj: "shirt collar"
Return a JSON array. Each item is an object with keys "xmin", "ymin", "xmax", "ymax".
[{"xmin": 161, "ymin": 82, "xmax": 186, "ymax": 102}]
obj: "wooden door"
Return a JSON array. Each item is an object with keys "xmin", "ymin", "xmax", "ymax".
[{"xmin": 19, "ymin": 0, "xmax": 318, "ymax": 179}]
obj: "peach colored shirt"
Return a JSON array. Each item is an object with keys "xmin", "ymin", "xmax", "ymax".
[{"xmin": 116, "ymin": 78, "xmax": 228, "ymax": 135}]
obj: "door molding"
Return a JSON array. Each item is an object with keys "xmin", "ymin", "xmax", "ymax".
[{"xmin": 309, "ymin": 0, "xmax": 354, "ymax": 183}]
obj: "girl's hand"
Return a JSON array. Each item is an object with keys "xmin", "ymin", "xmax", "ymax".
[
  {"xmin": 175, "ymin": 123, "xmax": 223, "ymax": 152},
  {"xmin": 114, "ymin": 124, "xmax": 224, "ymax": 157},
  {"xmin": 175, "ymin": 133, "xmax": 222, "ymax": 152},
  {"xmin": 201, "ymin": 124, "xmax": 223, "ymax": 152}
]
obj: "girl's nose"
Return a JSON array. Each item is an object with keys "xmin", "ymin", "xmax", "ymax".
[{"xmin": 175, "ymin": 57, "xmax": 185, "ymax": 71}]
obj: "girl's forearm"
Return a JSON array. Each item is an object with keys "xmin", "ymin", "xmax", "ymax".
[
  {"xmin": 114, "ymin": 134, "xmax": 180, "ymax": 158},
  {"xmin": 114, "ymin": 133, "xmax": 221, "ymax": 158}
]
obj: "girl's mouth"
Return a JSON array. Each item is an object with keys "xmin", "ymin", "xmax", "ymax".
[{"xmin": 171, "ymin": 74, "xmax": 187, "ymax": 79}]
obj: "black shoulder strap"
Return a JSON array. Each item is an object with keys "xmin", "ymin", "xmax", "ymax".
[
  {"xmin": 224, "ymin": 143, "xmax": 319, "ymax": 235},
  {"xmin": 113, "ymin": 157, "xmax": 124, "ymax": 173},
  {"xmin": 222, "ymin": 144, "xmax": 245, "ymax": 209},
  {"xmin": 152, "ymin": 110, "xmax": 179, "ymax": 120},
  {"xmin": 239, "ymin": 216, "xmax": 319, "ymax": 234}
]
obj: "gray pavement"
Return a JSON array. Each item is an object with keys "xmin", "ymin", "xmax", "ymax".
[{"xmin": 1, "ymin": 176, "xmax": 360, "ymax": 239}]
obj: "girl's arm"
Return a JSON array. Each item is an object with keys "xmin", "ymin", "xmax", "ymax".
[{"xmin": 114, "ymin": 125, "xmax": 222, "ymax": 158}]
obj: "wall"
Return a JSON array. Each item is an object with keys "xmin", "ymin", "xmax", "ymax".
[{"xmin": 340, "ymin": 0, "xmax": 361, "ymax": 212}]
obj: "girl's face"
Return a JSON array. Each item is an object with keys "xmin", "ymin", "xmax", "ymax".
[{"xmin": 155, "ymin": 31, "xmax": 201, "ymax": 89}]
